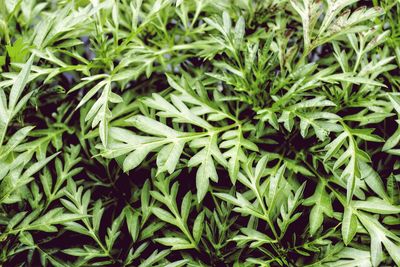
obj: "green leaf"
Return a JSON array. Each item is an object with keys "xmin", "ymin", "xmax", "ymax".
[
  {"xmin": 358, "ymin": 212, "xmax": 400, "ymax": 267},
  {"xmin": 155, "ymin": 237, "xmax": 193, "ymax": 250},
  {"xmin": 156, "ymin": 141, "xmax": 185, "ymax": 175},
  {"xmin": 383, "ymin": 121, "xmax": 400, "ymax": 151},
  {"xmin": 152, "ymin": 207, "xmax": 176, "ymax": 226},
  {"xmin": 220, "ymin": 128, "xmax": 258, "ymax": 183},
  {"xmin": 9, "ymin": 55, "xmax": 34, "ymax": 111},
  {"xmin": 388, "ymin": 94, "xmax": 400, "ymax": 114},
  {"xmin": 342, "ymin": 206, "xmax": 357, "ymax": 245},
  {"xmin": 0, "ymin": 126, "xmax": 35, "ymax": 160},
  {"xmin": 303, "ymin": 182, "xmax": 333, "ymax": 236},
  {"xmin": 231, "ymin": 228, "xmax": 277, "ymax": 248},
  {"xmin": 188, "ymin": 133, "xmax": 226, "ymax": 202},
  {"xmin": 353, "ymin": 197, "xmax": 400, "ymax": 214},
  {"xmin": 193, "ymin": 210, "xmax": 204, "ymax": 244}
]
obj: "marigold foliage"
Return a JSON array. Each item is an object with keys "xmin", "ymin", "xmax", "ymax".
[{"xmin": 0, "ymin": 0, "xmax": 400, "ymax": 266}]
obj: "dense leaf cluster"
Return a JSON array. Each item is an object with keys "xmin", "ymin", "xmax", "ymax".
[{"xmin": 1, "ymin": 0, "xmax": 400, "ymax": 266}]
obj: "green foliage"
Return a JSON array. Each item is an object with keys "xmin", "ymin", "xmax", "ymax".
[{"xmin": 1, "ymin": 0, "xmax": 400, "ymax": 266}]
